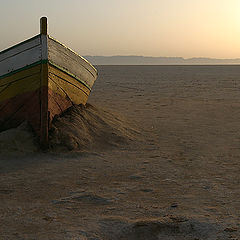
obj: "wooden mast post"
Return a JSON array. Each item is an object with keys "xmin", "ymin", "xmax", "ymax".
[
  {"xmin": 40, "ymin": 17, "xmax": 49, "ymax": 149},
  {"xmin": 40, "ymin": 17, "xmax": 48, "ymax": 35}
]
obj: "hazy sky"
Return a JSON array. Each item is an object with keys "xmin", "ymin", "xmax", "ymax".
[{"xmin": 0, "ymin": 0, "xmax": 240, "ymax": 58}]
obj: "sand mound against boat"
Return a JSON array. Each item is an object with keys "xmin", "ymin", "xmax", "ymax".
[
  {"xmin": 0, "ymin": 121, "xmax": 38, "ymax": 153},
  {"xmin": 49, "ymin": 103, "xmax": 140, "ymax": 151},
  {"xmin": 0, "ymin": 104, "xmax": 139, "ymax": 153}
]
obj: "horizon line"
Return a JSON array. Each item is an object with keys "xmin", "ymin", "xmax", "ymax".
[{"xmin": 83, "ymin": 55, "xmax": 240, "ymax": 60}]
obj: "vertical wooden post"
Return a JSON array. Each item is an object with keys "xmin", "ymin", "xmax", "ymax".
[
  {"xmin": 40, "ymin": 17, "xmax": 48, "ymax": 35},
  {"xmin": 40, "ymin": 17, "xmax": 49, "ymax": 149}
]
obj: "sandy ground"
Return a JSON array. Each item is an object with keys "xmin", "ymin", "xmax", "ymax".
[{"xmin": 0, "ymin": 65, "xmax": 240, "ymax": 239}]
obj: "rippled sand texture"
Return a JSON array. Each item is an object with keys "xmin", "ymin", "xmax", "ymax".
[
  {"xmin": 49, "ymin": 103, "xmax": 140, "ymax": 151},
  {"xmin": 0, "ymin": 65, "xmax": 240, "ymax": 239}
]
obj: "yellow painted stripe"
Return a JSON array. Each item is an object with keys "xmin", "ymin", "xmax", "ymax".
[
  {"xmin": 48, "ymin": 61, "xmax": 92, "ymax": 90},
  {"xmin": 0, "ymin": 64, "xmax": 41, "ymax": 86},
  {"xmin": 0, "ymin": 65, "xmax": 41, "ymax": 102},
  {"xmin": 48, "ymin": 65, "xmax": 90, "ymax": 105}
]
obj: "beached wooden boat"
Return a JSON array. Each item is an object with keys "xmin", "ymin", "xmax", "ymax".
[{"xmin": 0, "ymin": 17, "xmax": 97, "ymax": 148}]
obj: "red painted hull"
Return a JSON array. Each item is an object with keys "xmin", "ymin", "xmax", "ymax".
[
  {"xmin": 0, "ymin": 89, "xmax": 41, "ymax": 136},
  {"xmin": 0, "ymin": 86, "xmax": 75, "ymax": 145}
]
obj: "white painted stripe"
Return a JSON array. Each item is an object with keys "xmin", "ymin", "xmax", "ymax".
[
  {"xmin": 0, "ymin": 36, "xmax": 41, "ymax": 62},
  {"xmin": 0, "ymin": 46, "xmax": 42, "ymax": 77},
  {"xmin": 48, "ymin": 36, "xmax": 97, "ymax": 74},
  {"xmin": 48, "ymin": 37, "xmax": 97, "ymax": 89},
  {"xmin": 0, "ymin": 36, "xmax": 44, "ymax": 77}
]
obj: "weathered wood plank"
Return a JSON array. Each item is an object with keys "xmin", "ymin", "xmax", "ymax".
[
  {"xmin": 0, "ymin": 45, "xmax": 42, "ymax": 77},
  {"xmin": 0, "ymin": 35, "xmax": 41, "ymax": 62},
  {"xmin": 48, "ymin": 37, "xmax": 97, "ymax": 89},
  {"xmin": 48, "ymin": 88, "xmax": 73, "ymax": 122},
  {"xmin": 0, "ymin": 89, "xmax": 41, "ymax": 136},
  {"xmin": 0, "ymin": 64, "xmax": 41, "ymax": 87},
  {"xmin": 48, "ymin": 65, "xmax": 90, "ymax": 105},
  {"xmin": 0, "ymin": 66, "xmax": 41, "ymax": 102}
]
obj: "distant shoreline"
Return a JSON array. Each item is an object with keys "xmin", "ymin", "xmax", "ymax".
[
  {"xmin": 84, "ymin": 55, "xmax": 240, "ymax": 65},
  {"xmin": 92, "ymin": 64, "xmax": 240, "ymax": 66}
]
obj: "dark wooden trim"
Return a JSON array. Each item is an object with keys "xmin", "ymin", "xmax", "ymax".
[{"xmin": 40, "ymin": 63, "xmax": 49, "ymax": 149}]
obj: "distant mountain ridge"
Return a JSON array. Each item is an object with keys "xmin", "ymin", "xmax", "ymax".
[{"xmin": 83, "ymin": 55, "xmax": 240, "ymax": 65}]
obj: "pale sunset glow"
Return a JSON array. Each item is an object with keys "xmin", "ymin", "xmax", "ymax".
[{"xmin": 0, "ymin": 0, "xmax": 240, "ymax": 58}]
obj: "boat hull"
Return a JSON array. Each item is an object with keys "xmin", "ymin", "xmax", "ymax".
[{"xmin": 0, "ymin": 34, "xmax": 97, "ymax": 147}]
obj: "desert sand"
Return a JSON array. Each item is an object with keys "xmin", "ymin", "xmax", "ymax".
[{"xmin": 0, "ymin": 65, "xmax": 240, "ymax": 239}]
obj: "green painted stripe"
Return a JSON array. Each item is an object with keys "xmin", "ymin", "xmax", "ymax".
[
  {"xmin": 49, "ymin": 73, "xmax": 89, "ymax": 97},
  {"xmin": 0, "ymin": 71, "xmax": 40, "ymax": 88},
  {"xmin": 0, "ymin": 59, "xmax": 92, "ymax": 91},
  {"xmin": 0, "ymin": 60, "xmax": 48, "ymax": 80},
  {"xmin": 48, "ymin": 62, "xmax": 92, "ymax": 91},
  {"xmin": 0, "ymin": 35, "xmax": 41, "ymax": 55}
]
